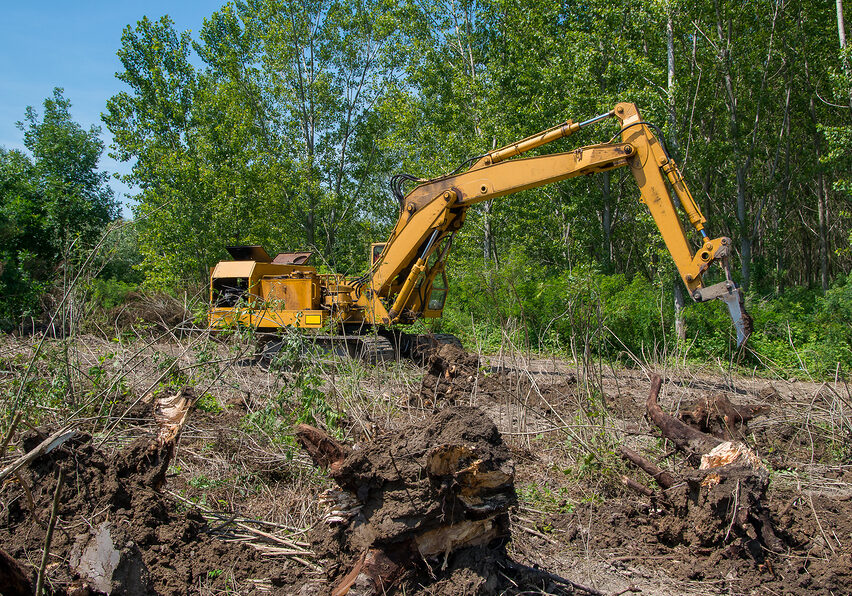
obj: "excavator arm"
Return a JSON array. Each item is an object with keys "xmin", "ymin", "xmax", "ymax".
[{"xmin": 363, "ymin": 102, "xmax": 752, "ymax": 347}]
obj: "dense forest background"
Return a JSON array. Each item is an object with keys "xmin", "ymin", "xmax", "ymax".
[{"xmin": 1, "ymin": 0, "xmax": 851, "ymax": 376}]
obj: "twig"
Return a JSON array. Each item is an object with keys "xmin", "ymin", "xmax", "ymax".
[
  {"xmin": 515, "ymin": 523, "xmax": 560, "ymax": 546},
  {"xmin": 13, "ymin": 470, "xmax": 41, "ymax": 526},
  {"xmin": 0, "ymin": 411, "xmax": 23, "ymax": 458},
  {"xmin": 505, "ymin": 560, "xmax": 606, "ymax": 596},
  {"xmin": 807, "ymin": 495, "xmax": 837, "ymax": 556},
  {"xmin": 0, "ymin": 427, "xmax": 75, "ymax": 483},
  {"xmin": 35, "ymin": 467, "xmax": 64, "ymax": 596},
  {"xmin": 620, "ymin": 475, "xmax": 654, "ymax": 497},
  {"xmin": 166, "ymin": 489, "xmax": 314, "ymax": 554}
]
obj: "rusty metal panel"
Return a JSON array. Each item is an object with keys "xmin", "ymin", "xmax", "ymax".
[{"xmin": 272, "ymin": 252, "xmax": 313, "ymax": 265}]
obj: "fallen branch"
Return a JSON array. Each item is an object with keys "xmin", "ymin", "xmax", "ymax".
[
  {"xmin": 646, "ymin": 375, "xmax": 721, "ymax": 456},
  {"xmin": 618, "ymin": 446, "xmax": 676, "ymax": 489},
  {"xmin": 0, "ymin": 411, "xmax": 23, "ymax": 458},
  {"xmin": 620, "ymin": 475, "xmax": 654, "ymax": 497},
  {"xmin": 0, "ymin": 427, "xmax": 75, "ymax": 483}
]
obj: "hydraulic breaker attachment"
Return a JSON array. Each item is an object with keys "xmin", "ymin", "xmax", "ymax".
[{"xmin": 691, "ymin": 258, "xmax": 753, "ymax": 349}]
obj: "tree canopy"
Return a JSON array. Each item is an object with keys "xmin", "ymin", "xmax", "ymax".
[{"xmin": 0, "ymin": 89, "xmax": 117, "ymax": 328}]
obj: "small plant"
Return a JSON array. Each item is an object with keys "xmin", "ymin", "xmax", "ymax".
[
  {"xmin": 188, "ymin": 474, "xmax": 224, "ymax": 491},
  {"xmin": 516, "ymin": 482, "xmax": 574, "ymax": 514},
  {"xmin": 196, "ymin": 392, "xmax": 223, "ymax": 414}
]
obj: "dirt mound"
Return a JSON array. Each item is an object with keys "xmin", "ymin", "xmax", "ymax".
[
  {"xmin": 555, "ymin": 490, "xmax": 852, "ymax": 595},
  {"xmin": 0, "ymin": 430, "xmax": 283, "ymax": 595}
]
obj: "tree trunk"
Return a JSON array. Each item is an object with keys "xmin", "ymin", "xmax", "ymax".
[
  {"xmin": 838, "ymin": 0, "xmax": 852, "ymax": 114},
  {"xmin": 483, "ymin": 200, "xmax": 494, "ymax": 265},
  {"xmin": 666, "ymin": 4, "xmax": 679, "ymax": 152},
  {"xmin": 674, "ymin": 281, "xmax": 686, "ymax": 342},
  {"xmin": 667, "ymin": 2, "xmax": 685, "ymax": 342},
  {"xmin": 819, "ymin": 176, "xmax": 830, "ymax": 291},
  {"xmin": 809, "ymin": 96, "xmax": 830, "ymax": 292}
]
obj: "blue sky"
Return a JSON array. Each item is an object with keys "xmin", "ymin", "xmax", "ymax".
[{"xmin": 0, "ymin": 1, "xmax": 225, "ymax": 215}]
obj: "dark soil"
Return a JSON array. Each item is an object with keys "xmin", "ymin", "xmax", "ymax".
[
  {"xmin": 0, "ymin": 430, "xmax": 292, "ymax": 595},
  {"xmin": 415, "ymin": 343, "xmax": 576, "ymax": 410},
  {"xmin": 2, "ymin": 337, "xmax": 850, "ymax": 595},
  {"xmin": 548, "ymin": 488, "xmax": 852, "ymax": 595}
]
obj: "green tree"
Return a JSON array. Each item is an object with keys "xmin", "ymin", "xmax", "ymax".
[{"xmin": 0, "ymin": 89, "xmax": 117, "ymax": 328}]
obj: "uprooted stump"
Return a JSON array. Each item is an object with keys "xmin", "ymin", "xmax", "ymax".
[
  {"xmin": 678, "ymin": 393, "xmax": 767, "ymax": 441},
  {"xmin": 296, "ymin": 406, "xmax": 517, "ymax": 595},
  {"xmin": 622, "ymin": 375, "xmax": 783, "ymax": 559}
]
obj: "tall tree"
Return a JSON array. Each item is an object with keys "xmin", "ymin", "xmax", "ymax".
[{"xmin": 0, "ymin": 89, "xmax": 116, "ymax": 327}]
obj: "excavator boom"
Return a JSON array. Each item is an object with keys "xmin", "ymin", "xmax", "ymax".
[{"xmin": 209, "ymin": 102, "xmax": 752, "ymax": 350}]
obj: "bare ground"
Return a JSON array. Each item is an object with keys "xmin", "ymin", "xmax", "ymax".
[{"xmin": 1, "ymin": 333, "xmax": 850, "ymax": 595}]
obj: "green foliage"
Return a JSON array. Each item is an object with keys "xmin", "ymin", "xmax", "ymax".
[
  {"xmin": 87, "ymin": 278, "xmax": 138, "ymax": 311},
  {"xmin": 516, "ymin": 482, "xmax": 574, "ymax": 514},
  {"xmin": 196, "ymin": 392, "xmax": 224, "ymax": 414},
  {"xmin": 241, "ymin": 333, "xmax": 344, "ymax": 442},
  {"xmin": 442, "ymin": 248, "xmax": 852, "ymax": 377},
  {"xmin": 0, "ymin": 89, "xmax": 118, "ymax": 328}
]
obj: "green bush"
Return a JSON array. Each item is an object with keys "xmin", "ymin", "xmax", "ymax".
[{"xmin": 441, "ymin": 253, "xmax": 852, "ymax": 378}]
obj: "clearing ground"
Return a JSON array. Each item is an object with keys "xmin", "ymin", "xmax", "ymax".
[{"xmin": 1, "ymin": 332, "xmax": 850, "ymax": 595}]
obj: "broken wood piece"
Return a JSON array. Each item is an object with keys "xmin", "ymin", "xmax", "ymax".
[
  {"xmin": 679, "ymin": 394, "xmax": 766, "ymax": 439},
  {"xmin": 426, "ymin": 443, "xmax": 514, "ymax": 508},
  {"xmin": 331, "ymin": 548, "xmax": 405, "ymax": 596},
  {"xmin": 295, "ymin": 424, "xmax": 351, "ymax": 470},
  {"xmin": 646, "ymin": 375, "xmax": 721, "ymax": 456},
  {"xmin": 620, "ymin": 475, "xmax": 654, "ymax": 497},
  {"xmin": 0, "ymin": 426, "xmax": 75, "ymax": 483},
  {"xmin": 154, "ymin": 388, "xmax": 194, "ymax": 446},
  {"xmin": 414, "ymin": 518, "xmax": 499, "ymax": 559},
  {"xmin": 617, "ymin": 446, "xmax": 676, "ymax": 489}
]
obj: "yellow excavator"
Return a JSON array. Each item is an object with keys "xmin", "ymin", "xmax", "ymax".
[{"xmin": 208, "ymin": 102, "xmax": 751, "ymax": 360}]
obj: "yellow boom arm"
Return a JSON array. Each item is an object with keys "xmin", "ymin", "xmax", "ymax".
[{"xmin": 364, "ymin": 102, "xmax": 751, "ymax": 346}]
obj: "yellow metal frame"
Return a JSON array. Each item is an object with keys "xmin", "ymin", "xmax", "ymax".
[{"xmin": 211, "ymin": 102, "xmax": 738, "ymax": 336}]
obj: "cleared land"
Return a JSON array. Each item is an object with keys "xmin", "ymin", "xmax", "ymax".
[{"xmin": 1, "ymin": 332, "xmax": 850, "ymax": 595}]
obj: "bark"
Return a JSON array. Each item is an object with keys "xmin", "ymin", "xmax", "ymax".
[
  {"xmin": 295, "ymin": 424, "xmax": 351, "ymax": 470},
  {"xmin": 618, "ymin": 446, "xmax": 676, "ymax": 489},
  {"xmin": 646, "ymin": 375, "xmax": 722, "ymax": 456}
]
